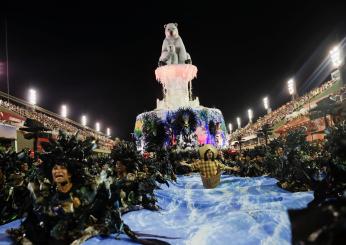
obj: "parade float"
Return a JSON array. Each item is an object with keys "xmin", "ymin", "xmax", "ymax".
[{"xmin": 134, "ymin": 23, "xmax": 228, "ymax": 151}]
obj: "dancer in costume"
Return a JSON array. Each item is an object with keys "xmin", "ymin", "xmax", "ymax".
[
  {"xmin": 7, "ymin": 132, "xmax": 171, "ymax": 245},
  {"xmin": 180, "ymin": 144, "xmax": 239, "ymax": 188}
]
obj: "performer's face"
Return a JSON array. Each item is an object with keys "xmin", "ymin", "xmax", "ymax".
[
  {"xmin": 276, "ymin": 147, "xmax": 284, "ymax": 156},
  {"xmin": 206, "ymin": 150, "xmax": 213, "ymax": 160},
  {"xmin": 21, "ymin": 163, "xmax": 29, "ymax": 172},
  {"xmin": 52, "ymin": 165, "xmax": 71, "ymax": 184},
  {"xmin": 116, "ymin": 161, "xmax": 127, "ymax": 175}
]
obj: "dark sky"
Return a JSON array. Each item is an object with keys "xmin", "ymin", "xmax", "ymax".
[{"xmin": 1, "ymin": 1, "xmax": 346, "ymax": 139}]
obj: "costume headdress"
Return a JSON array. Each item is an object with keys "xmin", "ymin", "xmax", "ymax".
[{"xmin": 198, "ymin": 144, "xmax": 218, "ymax": 159}]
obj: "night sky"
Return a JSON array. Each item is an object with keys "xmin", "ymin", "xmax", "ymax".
[{"xmin": 1, "ymin": 1, "xmax": 346, "ymax": 139}]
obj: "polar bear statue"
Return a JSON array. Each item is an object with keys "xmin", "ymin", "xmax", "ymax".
[
  {"xmin": 158, "ymin": 23, "xmax": 192, "ymax": 66},
  {"xmin": 166, "ymin": 44, "xmax": 179, "ymax": 65}
]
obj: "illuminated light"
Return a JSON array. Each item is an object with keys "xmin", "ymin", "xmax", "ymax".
[
  {"xmin": 248, "ymin": 109, "xmax": 253, "ymax": 123},
  {"xmin": 236, "ymin": 117, "xmax": 241, "ymax": 128},
  {"xmin": 287, "ymin": 78, "xmax": 295, "ymax": 95},
  {"xmin": 81, "ymin": 115, "xmax": 87, "ymax": 126},
  {"xmin": 61, "ymin": 105, "xmax": 68, "ymax": 118},
  {"xmin": 107, "ymin": 127, "xmax": 111, "ymax": 136},
  {"xmin": 330, "ymin": 46, "xmax": 342, "ymax": 68},
  {"xmin": 28, "ymin": 89, "xmax": 37, "ymax": 105},
  {"xmin": 228, "ymin": 123, "xmax": 233, "ymax": 133},
  {"xmin": 263, "ymin": 97, "xmax": 269, "ymax": 110},
  {"xmin": 96, "ymin": 122, "xmax": 100, "ymax": 132}
]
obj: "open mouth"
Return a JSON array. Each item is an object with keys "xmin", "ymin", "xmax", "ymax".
[{"xmin": 54, "ymin": 173, "xmax": 64, "ymax": 179}]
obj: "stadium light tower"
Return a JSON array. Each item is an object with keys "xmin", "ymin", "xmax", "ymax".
[
  {"xmin": 236, "ymin": 117, "xmax": 241, "ymax": 129},
  {"xmin": 96, "ymin": 122, "xmax": 100, "ymax": 132},
  {"xmin": 28, "ymin": 89, "xmax": 37, "ymax": 106},
  {"xmin": 330, "ymin": 46, "xmax": 342, "ymax": 68},
  {"xmin": 81, "ymin": 115, "xmax": 87, "ymax": 127},
  {"xmin": 248, "ymin": 109, "xmax": 253, "ymax": 124},
  {"xmin": 263, "ymin": 96, "xmax": 271, "ymax": 113},
  {"xmin": 330, "ymin": 46, "xmax": 344, "ymax": 85},
  {"xmin": 61, "ymin": 105, "xmax": 68, "ymax": 118},
  {"xmin": 228, "ymin": 123, "xmax": 233, "ymax": 133},
  {"xmin": 106, "ymin": 127, "xmax": 111, "ymax": 137},
  {"xmin": 287, "ymin": 78, "xmax": 297, "ymax": 100}
]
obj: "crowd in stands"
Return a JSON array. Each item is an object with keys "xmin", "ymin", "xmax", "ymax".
[
  {"xmin": 0, "ymin": 99, "xmax": 114, "ymax": 151},
  {"xmin": 231, "ymin": 79, "xmax": 338, "ymax": 141},
  {"xmin": 0, "ymin": 77, "xmax": 343, "ymax": 152}
]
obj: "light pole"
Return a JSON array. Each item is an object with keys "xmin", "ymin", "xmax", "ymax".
[
  {"xmin": 236, "ymin": 117, "xmax": 241, "ymax": 129},
  {"xmin": 287, "ymin": 78, "xmax": 297, "ymax": 100},
  {"xmin": 263, "ymin": 96, "xmax": 271, "ymax": 113},
  {"xmin": 81, "ymin": 115, "xmax": 87, "ymax": 127},
  {"xmin": 330, "ymin": 46, "xmax": 342, "ymax": 67},
  {"xmin": 96, "ymin": 122, "xmax": 100, "ymax": 132},
  {"xmin": 28, "ymin": 89, "xmax": 37, "ymax": 108},
  {"xmin": 228, "ymin": 123, "xmax": 233, "ymax": 134},
  {"xmin": 248, "ymin": 109, "xmax": 253, "ymax": 124},
  {"xmin": 61, "ymin": 105, "xmax": 68, "ymax": 118},
  {"xmin": 330, "ymin": 45, "xmax": 344, "ymax": 85},
  {"xmin": 5, "ymin": 18, "xmax": 10, "ymax": 103}
]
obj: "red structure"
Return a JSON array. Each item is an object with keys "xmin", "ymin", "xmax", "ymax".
[{"xmin": 275, "ymin": 116, "xmax": 327, "ymax": 141}]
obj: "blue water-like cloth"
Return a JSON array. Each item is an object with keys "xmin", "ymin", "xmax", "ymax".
[{"xmin": 0, "ymin": 174, "xmax": 313, "ymax": 245}]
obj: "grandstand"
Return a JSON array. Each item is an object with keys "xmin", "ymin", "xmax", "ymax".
[
  {"xmin": 230, "ymin": 77, "xmax": 346, "ymax": 149},
  {"xmin": 0, "ymin": 90, "xmax": 114, "ymax": 153}
]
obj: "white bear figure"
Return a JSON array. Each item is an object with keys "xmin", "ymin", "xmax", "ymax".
[
  {"xmin": 162, "ymin": 44, "xmax": 178, "ymax": 65},
  {"xmin": 158, "ymin": 23, "xmax": 192, "ymax": 66}
]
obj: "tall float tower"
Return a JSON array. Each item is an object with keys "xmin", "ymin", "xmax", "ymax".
[{"xmin": 134, "ymin": 23, "xmax": 228, "ymax": 151}]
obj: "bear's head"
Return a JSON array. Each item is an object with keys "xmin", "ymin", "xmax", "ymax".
[{"xmin": 164, "ymin": 23, "xmax": 179, "ymax": 38}]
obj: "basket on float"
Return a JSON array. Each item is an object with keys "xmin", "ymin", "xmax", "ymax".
[{"xmin": 201, "ymin": 170, "xmax": 221, "ymax": 189}]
